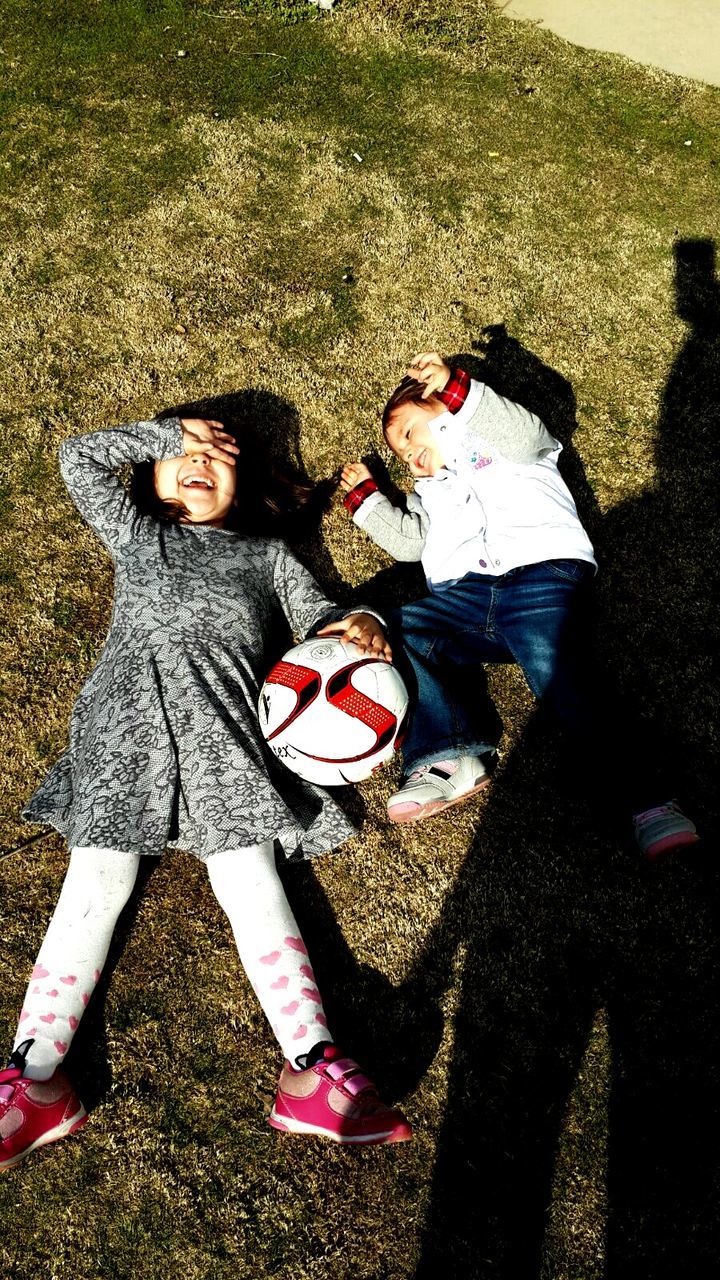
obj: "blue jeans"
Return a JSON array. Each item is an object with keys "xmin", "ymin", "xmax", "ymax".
[
  {"xmin": 394, "ymin": 560, "xmax": 593, "ymax": 770},
  {"xmin": 393, "ymin": 560, "xmax": 665, "ymax": 816}
]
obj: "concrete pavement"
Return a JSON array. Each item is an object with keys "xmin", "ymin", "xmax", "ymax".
[{"xmin": 501, "ymin": 0, "xmax": 720, "ymax": 87}]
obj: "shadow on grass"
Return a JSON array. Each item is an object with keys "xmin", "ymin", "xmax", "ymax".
[
  {"xmin": 403, "ymin": 750, "xmax": 719, "ymax": 1279},
  {"xmin": 283, "ymin": 242, "xmax": 720, "ymax": 1278},
  {"xmin": 401, "ymin": 240, "xmax": 720, "ymax": 1278},
  {"xmin": 601, "ymin": 236, "xmax": 720, "ymax": 1278}
]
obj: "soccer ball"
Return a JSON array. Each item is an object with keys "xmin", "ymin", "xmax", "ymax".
[{"xmin": 258, "ymin": 637, "xmax": 409, "ymax": 786}]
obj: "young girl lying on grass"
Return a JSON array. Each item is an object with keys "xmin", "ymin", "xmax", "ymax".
[
  {"xmin": 0, "ymin": 409, "xmax": 412, "ymax": 1171},
  {"xmin": 341, "ymin": 350, "xmax": 698, "ymax": 860}
]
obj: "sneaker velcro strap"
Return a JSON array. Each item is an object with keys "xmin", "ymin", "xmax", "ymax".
[
  {"xmin": 342, "ymin": 1072, "xmax": 374, "ymax": 1098},
  {"xmin": 0, "ymin": 1067, "xmax": 21, "ymax": 1104},
  {"xmin": 323, "ymin": 1059, "xmax": 374, "ymax": 1097},
  {"xmin": 324, "ymin": 1058, "xmax": 361, "ymax": 1081}
]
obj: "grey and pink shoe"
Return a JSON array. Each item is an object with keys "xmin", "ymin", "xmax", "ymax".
[
  {"xmin": 633, "ymin": 800, "xmax": 700, "ymax": 860},
  {"xmin": 387, "ymin": 752, "xmax": 495, "ymax": 823},
  {"xmin": 268, "ymin": 1045, "xmax": 412, "ymax": 1145},
  {"xmin": 0, "ymin": 1064, "xmax": 87, "ymax": 1171}
]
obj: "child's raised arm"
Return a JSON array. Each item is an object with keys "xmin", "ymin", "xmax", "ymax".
[
  {"xmin": 407, "ymin": 351, "xmax": 453, "ymax": 400},
  {"xmin": 59, "ymin": 418, "xmax": 185, "ymax": 554},
  {"xmin": 411, "ymin": 350, "xmax": 556, "ymax": 465},
  {"xmin": 340, "ymin": 461, "xmax": 373, "ymax": 493}
]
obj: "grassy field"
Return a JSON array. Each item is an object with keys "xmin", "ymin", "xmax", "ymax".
[{"xmin": 1, "ymin": 1, "xmax": 719, "ymax": 1276}]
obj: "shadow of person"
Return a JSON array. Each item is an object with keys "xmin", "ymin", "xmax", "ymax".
[
  {"xmin": 405, "ymin": 729, "xmax": 617, "ymax": 1279},
  {"xmin": 597, "ymin": 238, "xmax": 720, "ymax": 1275},
  {"xmin": 386, "ymin": 275, "xmax": 720, "ymax": 1277},
  {"xmin": 595, "ymin": 239, "xmax": 720, "ymax": 824}
]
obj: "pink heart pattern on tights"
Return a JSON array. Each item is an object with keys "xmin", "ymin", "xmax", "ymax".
[
  {"xmin": 54, "ymin": 1041, "xmax": 68, "ymax": 1055},
  {"xmin": 284, "ymin": 936, "xmax": 308, "ymax": 954},
  {"xmin": 260, "ymin": 951, "xmax": 281, "ymax": 966},
  {"xmin": 293, "ymin": 1025, "xmax": 308, "ymax": 1040},
  {"xmin": 270, "ymin": 976, "xmax": 289, "ymax": 990},
  {"xmin": 281, "ymin": 1001, "xmax": 299, "ymax": 1016}
]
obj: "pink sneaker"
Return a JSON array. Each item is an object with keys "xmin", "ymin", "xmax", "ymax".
[
  {"xmin": 0, "ymin": 1066, "xmax": 87, "ymax": 1171},
  {"xmin": 268, "ymin": 1045, "xmax": 412, "ymax": 1145}
]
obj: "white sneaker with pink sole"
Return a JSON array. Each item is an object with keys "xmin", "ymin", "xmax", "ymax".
[{"xmin": 387, "ymin": 753, "xmax": 495, "ymax": 823}]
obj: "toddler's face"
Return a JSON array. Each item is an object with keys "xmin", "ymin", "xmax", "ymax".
[
  {"xmin": 154, "ymin": 451, "xmax": 238, "ymax": 525},
  {"xmin": 384, "ymin": 400, "xmax": 446, "ymax": 479}
]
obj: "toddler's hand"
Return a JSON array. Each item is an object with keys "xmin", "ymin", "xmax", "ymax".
[
  {"xmin": 317, "ymin": 612, "xmax": 392, "ymax": 662},
  {"xmin": 340, "ymin": 461, "xmax": 373, "ymax": 492},
  {"xmin": 407, "ymin": 351, "xmax": 452, "ymax": 399},
  {"xmin": 180, "ymin": 418, "xmax": 240, "ymax": 465}
]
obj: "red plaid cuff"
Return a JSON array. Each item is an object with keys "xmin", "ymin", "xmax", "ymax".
[
  {"xmin": 437, "ymin": 367, "xmax": 470, "ymax": 413},
  {"xmin": 343, "ymin": 476, "xmax": 379, "ymax": 514}
]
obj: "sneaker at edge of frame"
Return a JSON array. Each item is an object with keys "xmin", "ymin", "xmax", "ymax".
[
  {"xmin": 633, "ymin": 799, "xmax": 700, "ymax": 860},
  {"xmin": 0, "ymin": 1065, "xmax": 87, "ymax": 1171}
]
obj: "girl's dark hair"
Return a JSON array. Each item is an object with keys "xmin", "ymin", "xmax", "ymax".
[
  {"xmin": 130, "ymin": 395, "xmax": 329, "ymax": 537},
  {"xmin": 381, "ymin": 377, "xmax": 443, "ymax": 434}
]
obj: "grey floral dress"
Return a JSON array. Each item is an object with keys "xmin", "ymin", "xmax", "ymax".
[{"xmin": 23, "ymin": 418, "xmax": 359, "ymax": 861}]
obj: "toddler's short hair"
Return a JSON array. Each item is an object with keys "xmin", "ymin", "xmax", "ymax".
[{"xmin": 381, "ymin": 377, "xmax": 443, "ymax": 434}]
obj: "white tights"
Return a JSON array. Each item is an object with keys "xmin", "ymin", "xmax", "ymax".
[{"xmin": 13, "ymin": 844, "xmax": 331, "ymax": 1080}]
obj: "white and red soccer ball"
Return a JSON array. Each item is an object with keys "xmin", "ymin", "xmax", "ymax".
[{"xmin": 258, "ymin": 637, "xmax": 409, "ymax": 786}]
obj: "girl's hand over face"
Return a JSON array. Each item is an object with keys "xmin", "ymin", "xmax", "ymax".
[
  {"xmin": 316, "ymin": 612, "xmax": 392, "ymax": 662},
  {"xmin": 180, "ymin": 418, "xmax": 240, "ymax": 466},
  {"xmin": 340, "ymin": 461, "xmax": 373, "ymax": 492},
  {"xmin": 407, "ymin": 351, "xmax": 452, "ymax": 399}
]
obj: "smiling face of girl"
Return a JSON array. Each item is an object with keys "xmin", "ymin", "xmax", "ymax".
[
  {"xmin": 383, "ymin": 398, "xmax": 447, "ymax": 479},
  {"xmin": 153, "ymin": 450, "xmax": 238, "ymax": 526}
]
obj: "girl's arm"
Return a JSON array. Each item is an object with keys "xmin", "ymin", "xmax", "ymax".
[
  {"xmin": 341, "ymin": 471, "xmax": 429, "ymax": 562},
  {"xmin": 59, "ymin": 418, "xmax": 184, "ymax": 553},
  {"xmin": 272, "ymin": 543, "xmax": 390, "ymax": 656}
]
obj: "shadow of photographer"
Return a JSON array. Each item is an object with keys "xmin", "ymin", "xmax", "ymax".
[{"xmin": 373, "ymin": 241, "xmax": 720, "ymax": 1277}]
